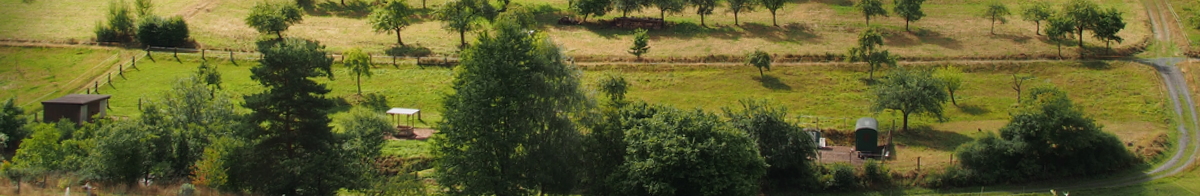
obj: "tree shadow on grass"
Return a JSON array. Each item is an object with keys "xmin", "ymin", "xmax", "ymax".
[
  {"xmin": 993, "ymin": 33, "xmax": 1033, "ymax": 44},
  {"xmin": 1076, "ymin": 60, "xmax": 1113, "ymax": 70},
  {"xmin": 306, "ymin": 0, "xmax": 374, "ymax": 18},
  {"xmin": 740, "ymin": 22, "xmax": 823, "ymax": 44},
  {"xmin": 956, "ymin": 104, "xmax": 990, "ymax": 116},
  {"xmin": 812, "ymin": 0, "xmax": 854, "ymax": 6},
  {"xmin": 754, "ymin": 74, "xmax": 792, "ymax": 91},
  {"xmin": 893, "ymin": 125, "xmax": 973, "ymax": 151},
  {"xmin": 884, "ymin": 28, "xmax": 962, "ymax": 50}
]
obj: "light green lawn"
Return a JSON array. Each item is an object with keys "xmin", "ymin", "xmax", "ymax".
[{"xmin": 0, "ymin": 46, "xmax": 142, "ymax": 111}]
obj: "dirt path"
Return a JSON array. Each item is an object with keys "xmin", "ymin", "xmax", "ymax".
[{"xmin": 177, "ymin": 0, "xmax": 220, "ymax": 20}]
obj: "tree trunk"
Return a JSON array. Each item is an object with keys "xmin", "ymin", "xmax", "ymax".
[
  {"xmin": 1077, "ymin": 28, "xmax": 1084, "ymax": 48},
  {"xmin": 1035, "ymin": 21, "xmax": 1041, "ymax": 35},
  {"xmin": 905, "ymin": 18, "xmax": 910, "ymax": 32},
  {"xmin": 734, "ymin": 11, "xmax": 740, "ymax": 26},
  {"xmin": 759, "ymin": 68, "xmax": 764, "ymax": 78},
  {"xmin": 949, "ymin": 89, "xmax": 957, "ymax": 106},
  {"xmin": 342, "ymin": 0, "xmax": 345, "ymax": 6},
  {"xmin": 276, "ymin": 31, "xmax": 284, "ymax": 40},
  {"xmin": 583, "ymin": 14, "xmax": 589, "ymax": 23},
  {"xmin": 661, "ymin": 10, "xmax": 666, "ymax": 21},
  {"xmin": 866, "ymin": 15, "xmax": 870, "ymax": 26},
  {"xmin": 1057, "ymin": 42, "xmax": 1062, "ymax": 58},
  {"xmin": 902, "ymin": 111, "xmax": 910, "ymax": 132},
  {"xmin": 459, "ymin": 29, "xmax": 467, "ymax": 47},
  {"xmin": 396, "ymin": 29, "xmax": 405, "ymax": 46},
  {"xmin": 771, "ymin": 10, "xmax": 778, "ymax": 26},
  {"xmin": 990, "ymin": 17, "xmax": 996, "ymax": 35},
  {"xmin": 700, "ymin": 13, "xmax": 706, "ymax": 27}
]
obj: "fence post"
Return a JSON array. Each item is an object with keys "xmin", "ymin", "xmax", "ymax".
[
  {"xmin": 138, "ymin": 98, "xmax": 142, "ymax": 111},
  {"xmin": 107, "ymin": 73, "xmax": 112, "ymax": 85},
  {"xmin": 119, "ymin": 63, "xmax": 123, "ymax": 76},
  {"xmin": 145, "ymin": 46, "xmax": 154, "ymax": 62},
  {"xmin": 94, "ymin": 82, "xmax": 99, "ymax": 93},
  {"xmin": 230, "ymin": 50, "xmax": 235, "ymax": 63},
  {"xmin": 202, "ymin": 49, "xmax": 206, "ymax": 61},
  {"xmin": 917, "ymin": 157, "xmax": 921, "ymax": 171},
  {"xmin": 173, "ymin": 47, "xmax": 179, "ymax": 59},
  {"xmin": 392, "ymin": 55, "xmax": 396, "ymax": 66}
]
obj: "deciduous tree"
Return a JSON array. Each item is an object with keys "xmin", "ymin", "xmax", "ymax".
[
  {"xmin": 1092, "ymin": 7, "xmax": 1125, "ymax": 49},
  {"xmin": 651, "ymin": 0, "xmax": 685, "ymax": 21},
  {"xmin": 746, "ymin": 50, "xmax": 771, "ymax": 77},
  {"xmin": 847, "ymin": 28, "xmax": 895, "ymax": 80},
  {"xmin": 369, "ymin": 0, "xmax": 414, "ymax": 46},
  {"xmin": 727, "ymin": 0, "xmax": 755, "ymax": 25},
  {"xmin": 615, "ymin": 0, "xmax": 648, "ymax": 17},
  {"xmin": 1063, "ymin": 0, "xmax": 1099, "ymax": 47},
  {"xmin": 344, "ymin": 48, "xmax": 372, "ymax": 95},
  {"xmin": 933, "ymin": 66, "xmax": 963, "ymax": 106},
  {"xmin": 724, "ymin": 99, "xmax": 818, "ymax": 191},
  {"xmin": 689, "ymin": 0, "xmax": 720, "ymax": 26},
  {"xmin": 0, "ymin": 98, "xmax": 27, "ymax": 150},
  {"xmin": 434, "ymin": 16, "xmax": 588, "ymax": 196},
  {"xmin": 856, "ymin": 0, "xmax": 887, "ymax": 26},
  {"xmin": 893, "ymin": 0, "xmax": 924, "ymax": 32},
  {"xmin": 1046, "ymin": 15, "xmax": 1076, "ymax": 57},
  {"xmin": 244, "ymin": 2, "xmax": 304, "ymax": 39},
  {"xmin": 984, "ymin": 1, "xmax": 1011, "ymax": 35},
  {"xmin": 759, "ymin": 0, "xmax": 787, "ymax": 26},
  {"xmin": 574, "ymin": 0, "xmax": 613, "ymax": 22},
  {"xmin": 1020, "ymin": 0, "xmax": 1053, "ymax": 35},
  {"xmin": 872, "ymin": 68, "xmax": 948, "ymax": 132},
  {"xmin": 436, "ymin": 0, "xmax": 495, "ymax": 47}
]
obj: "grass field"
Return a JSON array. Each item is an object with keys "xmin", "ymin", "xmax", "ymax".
[
  {"xmin": 0, "ymin": 46, "xmax": 142, "ymax": 110},
  {"xmin": 1, "ymin": 0, "xmax": 1152, "ymax": 58}
]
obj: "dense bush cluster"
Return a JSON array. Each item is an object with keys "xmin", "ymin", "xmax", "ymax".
[
  {"xmin": 136, "ymin": 15, "xmax": 190, "ymax": 47},
  {"xmin": 935, "ymin": 87, "xmax": 1135, "ymax": 186}
]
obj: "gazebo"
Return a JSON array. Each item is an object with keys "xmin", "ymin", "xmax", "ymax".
[{"xmin": 386, "ymin": 108, "xmax": 421, "ymax": 137}]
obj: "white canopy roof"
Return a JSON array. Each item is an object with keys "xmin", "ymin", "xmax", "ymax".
[{"xmin": 387, "ymin": 108, "xmax": 420, "ymax": 115}]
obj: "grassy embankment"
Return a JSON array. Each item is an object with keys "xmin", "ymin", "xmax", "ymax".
[{"xmin": 0, "ymin": 0, "xmax": 1151, "ymax": 58}]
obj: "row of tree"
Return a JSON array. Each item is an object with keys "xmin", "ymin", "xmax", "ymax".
[
  {"xmin": 1015, "ymin": 0, "xmax": 1127, "ymax": 52},
  {"xmin": 95, "ymin": 0, "xmax": 191, "ymax": 47}
]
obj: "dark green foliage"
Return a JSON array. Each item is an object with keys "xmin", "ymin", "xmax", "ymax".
[
  {"xmin": 746, "ymin": 50, "xmax": 771, "ymax": 77},
  {"xmin": 1046, "ymin": 15, "xmax": 1076, "ymax": 56},
  {"xmin": 614, "ymin": 0, "xmax": 649, "ymax": 17},
  {"xmin": 822, "ymin": 163, "xmax": 858, "ymax": 191},
  {"xmin": 615, "ymin": 104, "xmax": 766, "ymax": 196},
  {"xmin": 1020, "ymin": 0, "xmax": 1053, "ymax": 35},
  {"xmin": 338, "ymin": 107, "xmax": 392, "ymax": 192},
  {"xmin": 846, "ymin": 28, "xmax": 895, "ymax": 80},
  {"xmin": 688, "ymin": 0, "xmax": 719, "ymax": 26},
  {"xmin": 84, "ymin": 120, "xmax": 152, "ymax": 186},
  {"xmin": 196, "ymin": 62, "xmax": 222, "ymax": 92},
  {"xmin": 871, "ymin": 68, "xmax": 948, "ymax": 132},
  {"xmin": 436, "ymin": 0, "xmax": 496, "ymax": 47},
  {"xmin": 369, "ymin": 0, "xmax": 414, "ymax": 45},
  {"xmin": 1188, "ymin": 6, "xmax": 1200, "ymax": 30},
  {"xmin": 629, "ymin": 28, "xmax": 650, "ymax": 59},
  {"xmin": 984, "ymin": 1, "xmax": 1010, "ymax": 34},
  {"xmin": 855, "ymin": 0, "xmax": 887, "ymax": 25},
  {"xmin": 893, "ymin": 0, "xmax": 924, "ymax": 31},
  {"xmin": 245, "ymin": 2, "xmax": 304, "ymax": 39},
  {"xmin": 136, "ymin": 15, "xmax": 191, "ymax": 47},
  {"xmin": 579, "ymin": 80, "xmax": 642, "ymax": 196},
  {"xmin": 859, "ymin": 159, "xmax": 890, "ymax": 187},
  {"xmin": 724, "ymin": 99, "xmax": 818, "ymax": 191},
  {"xmin": 231, "ymin": 38, "xmax": 351, "ymax": 195},
  {"xmin": 96, "ymin": 0, "xmax": 136, "ymax": 42},
  {"xmin": 1063, "ymin": 0, "xmax": 1099, "ymax": 47},
  {"xmin": 650, "ymin": 0, "xmax": 684, "ymax": 21},
  {"xmin": 1092, "ymin": 7, "xmax": 1125, "ymax": 49},
  {"xmin": 134, "ymin": 0, "xmax": 152, "ymax": 17},
  {"xmin": 759, "ymin": 0, "xmax": 785, "ymax": 26},
  {"xmin": 434, "ymin": 16, "xmax": 587, "ymax": 196},
  {"xmin": 727, "ymin": 0, "xmax": 755, "ymax": 25},
  {"xmin": 951, "ymin": 86, "xmax": 1135, "ymax": 186},
  {"xmin": 0, "ymin": 98, "xmax": 27, "ymax": 151},
  {"xmin": 598, "ymin": 73, "xmax": 629, "ymax": 102},
  {"xmin": 573, "ymin": 0, "xmax": 613, "ymax": 22}
]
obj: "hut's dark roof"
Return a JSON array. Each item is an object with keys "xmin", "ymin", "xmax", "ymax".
[{"xmin": 42, "ymin": 94, "xmax": 111, "ymax": 105}]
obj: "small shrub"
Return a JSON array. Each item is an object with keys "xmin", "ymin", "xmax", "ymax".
[
  {"xmin": 179, "ymin": 183, "xmax": 196, "ymax": 196},
  {"xmin": 822, "ymin": 163, "xmax": 858, "ymax": 191},
  {"xmin": 860, "ymin": 159, "xmax": 891, "ymax": 187},
  {"xmin": 94, "ymin": 24, "xmax": 122, "ymax": 43}
]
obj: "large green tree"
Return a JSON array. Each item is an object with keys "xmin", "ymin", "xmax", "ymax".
[
  {"xmin": 689, "ymin": 0, "xmax": 720, "ymax": 26},
  {"xmin": 872, "ymin": 68, "xmax": 948, "ymax": 132},
  {"xmin": 724, "ymin": 100, "xmax": 818, "ymax": 191},
  {"xmin": 244, "ymin": 2, "xmax": 303, "ymax": 39},
  {"xmin": 933, "ymin": 66, "xmax": 964, "ymax": 106},
  {"xmin": 1046, "ymin": 14, "xmax": 1076, "ymax": 57},
  {"xmin": 651, "ymin": 0, "xmax": 685, "ymax": 21},
  {"xmin": 847, "ymin": 28, "xmax": 895, "ymax": 80},
  {"xmin": 856, "ymin": 0, "xmax": 887, "ymax": 26},
  {"xmin": 893, "ymin": 0, "xmax": 924, "ymax": 32},
  {"xmin": 436, "ymin": 0, "xmax": 496, "ymax": 47},
  {"xmin": 615, "ymin": 0, "xmax": 649, "ymax": 17},
  {"xmin": 233, "ymin": 38, "xmax": 351, "ymax": 196},
  {"xmin": 1092, "ymin": 7, "xmax": 1125, "ymax": 49},
  {"xmin": 1063, "ymin": 0, "xmax": 1099, "ymax": 47},
  {"xmin": 344, "ymin": 48, "xmax": 372, "ymax": 95},
  {"xmin": 1020, "ymin": 0, "xmax": 1053, "ymax": 35},
  {"xmin": 984, "ymin": 1, "xmax": 1011, "ymax": 35},
  {"xmin": 369, "ymin": 0, "xmax": 414, "ymax": 45},
  {"xmin": 759, "ymin": 0, "xmax": 787, "ymax": 26},
  {"xmin": 746, "ymin": 50, "xmax": 771, "ymax": 77},
  {"xmin": 727, "ymin": 0, "xmax": 755, "ymax": 25},
  {"xmin": 84, "ymin": 120, "xmax": 153, "ymax": 186},
  {"xmin": 615, "ymin": 104, "xmax": 766, "ymax": 196},
  {"xmin": 574, "ymin": 0, "xmax": 614, "ymax": 22},
  {"xmin": 434, "ymin": 16, "xmax": 588, "ymax": 196}
]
